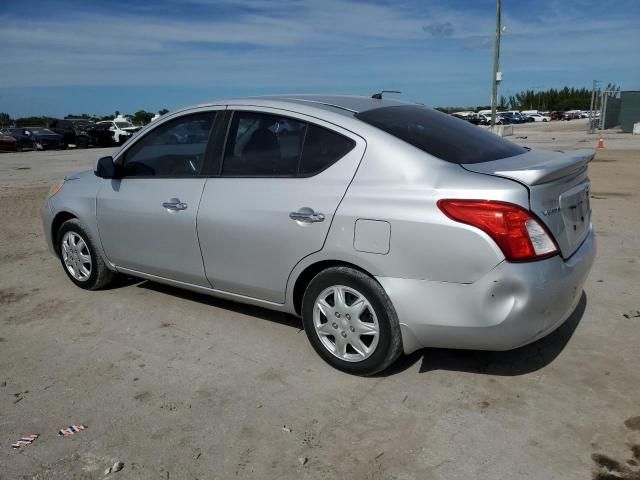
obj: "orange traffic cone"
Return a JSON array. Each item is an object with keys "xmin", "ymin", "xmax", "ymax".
[{"xmin": 596, "ymin": 135, "xmax": 605, "ymax": 149}]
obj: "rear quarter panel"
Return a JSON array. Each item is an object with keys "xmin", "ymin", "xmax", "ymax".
[{"xmin": 298, "ymin": 134, "xmax": 531, "ymax": 285}]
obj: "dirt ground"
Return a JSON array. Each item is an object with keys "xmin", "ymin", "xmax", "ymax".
[{"xmin": 1, "ymin": 121, "xmax": 639, "ymax": 479}]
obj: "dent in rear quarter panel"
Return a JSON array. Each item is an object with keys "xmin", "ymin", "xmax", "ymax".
[{"xmin": 323, "ymin": 135, "xmax": 530, "ymax": 283}]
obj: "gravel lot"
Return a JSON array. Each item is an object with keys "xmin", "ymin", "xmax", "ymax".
[{"xmin": 1, "ymin": 120, "xmax": 639, "ymax": 479}]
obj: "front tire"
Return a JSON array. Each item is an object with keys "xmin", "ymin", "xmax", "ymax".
[
  {"xmin": 301, "ymin": 267, "xmax": 402, "ymax": 376},
  {"xmin": 57, "ymin": 219, "xmax": 116, "ymax": 290}
]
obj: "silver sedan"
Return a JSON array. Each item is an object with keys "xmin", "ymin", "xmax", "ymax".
[{"xmin": 42, "ymin": 95, "xmax": 596, "ymax": 375}]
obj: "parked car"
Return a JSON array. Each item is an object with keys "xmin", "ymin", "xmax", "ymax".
[
  {"xmin": 97, "ymin": 120, "xmax": 142, "ymax": 145},
  {"xmin": 81, "ymin": 123, "xmax": 116, "ymax": 148},
  {"xmin": 478, "ymin": 114, "xmax": 503, "ymax": 125},
  {"xmin": 466, "ymin": 114, "xmax": 483, "ymax": 125},
  {"xmin": 563, "ymin": 111, "xmax": 581, "ymax": 121},
  {"xmin": 49, "ymin": 118, "xmax": 94, "ymax": 148},
  {"xmin": 0, "ymin": 128, "xmax": 37, "ymax": 151},
  {"xmin": 0, "ymin": 132, "xmax": 18, "ymax": 151},
  {"xmin": 550, "ymin": 111, "xmax": 565, "ymax": 121},
  {"xmin": 526, "ymin": 113, "xmax": 551, "ymax": 122},
  {"xmin": 452, "ymin": 113, "xmax": 482, "ymax": 125},
  {"xmin": 42, "ymin": 95, "xmax": 595, "ymax": 375},
  {"xmin": 29, "ymin": 128, "xmax": 65, "ymax": 150},
  {"xmin": 500, "ymin": 112, "xmax": 526, "ymax": 124}
]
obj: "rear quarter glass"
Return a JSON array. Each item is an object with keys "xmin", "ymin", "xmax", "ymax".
[{"xmin": 355, "ymin": 105, "xmax": 527, "ymax": 164}]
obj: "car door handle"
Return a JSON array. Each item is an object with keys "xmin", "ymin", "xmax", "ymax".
[
  {"xmin": 162, "ymin": 198, "xmax": 188, "ymax": 211},
  {"xmin": 289, "ymin": 208, "xmax": 325, "ymax": 223}
]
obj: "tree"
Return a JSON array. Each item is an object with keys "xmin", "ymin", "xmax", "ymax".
[
  {"xmin": 0, "ymin": 112, "xmax": 11, "ymax": 127},
  {"xmin": 504, "ymin": 86, "xmax": 610, "ymax": 111},
  {"xmin": 64, "ymin": 113, "xmax": 95, "ymax": 120},
  {"xmin": 132, "ymin": 110, "xmax": 154, "ymax": 125},
  {"xmin": 158, "ymin": 108, "xmax": 169, "ymax": 116},
  {"xmin": 15, "ymin": 116, "xmax": 56, "ymax": 127}
]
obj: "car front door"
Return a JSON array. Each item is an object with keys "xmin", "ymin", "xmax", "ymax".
[
  {"xmin": 197, "ymin": 108, "xmax": 365, "ymax": 303},
  {"xmin": 96, "ymin": 110, "xmax": 220, "ymax": 287}
]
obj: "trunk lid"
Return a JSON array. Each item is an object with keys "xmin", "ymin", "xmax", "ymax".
[{"xmin": 462, "ymin": 148, "xmax": 594, "ymax": 259}]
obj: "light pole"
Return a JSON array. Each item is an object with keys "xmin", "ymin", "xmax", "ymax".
[
  {"xmin": 587, "ymin": 80, "xmax": 599, "ymax": 134},
  {"xmin": 490, "ymin": 0, "xmax": 502, "ymax": 128}
]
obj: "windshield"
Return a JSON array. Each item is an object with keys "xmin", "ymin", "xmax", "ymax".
[
  {"xmin": 30, "ymin": 129, "xmax": 56, "ymax": 135},
  {"xmin": 355, "ymin": 105, "xmax": 527, "ymax": 164},
  {"xmin": 116, "ymin": 122, "xmax": 133, "ymax": 128}
]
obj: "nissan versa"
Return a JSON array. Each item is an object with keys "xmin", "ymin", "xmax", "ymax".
[{"xmin": 42, "ymin": 95, "xmax": 596, "ymax": 375}]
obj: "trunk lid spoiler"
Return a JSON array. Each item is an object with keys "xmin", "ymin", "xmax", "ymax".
[{"xmin": 461, "ymin": 148, "xmax": 595, "ymax": 186}]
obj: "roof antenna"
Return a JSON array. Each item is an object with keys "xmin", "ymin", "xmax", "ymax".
[{"xmin": 372, "ymin": 90, "xmax": 401, "ymax": 99}]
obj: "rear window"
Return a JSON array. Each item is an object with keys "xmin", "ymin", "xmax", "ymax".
[{"xmin": 355, "ymin": 105, "xmax": 527, "ymax": 164}]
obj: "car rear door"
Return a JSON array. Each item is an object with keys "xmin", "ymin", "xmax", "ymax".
[
  {"xmin": 197, "ymin": 107, "xmax": 365, "ymax": 303},
  {"xmin": 96, "ymin": 109, "xmax": 221, "ymax": 286}
]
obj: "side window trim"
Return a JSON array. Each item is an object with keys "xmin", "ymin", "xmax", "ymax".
[
  {"xmin": 204, "ymin": 110, "xmax": 233, "ymax": 177},
  {"xmin": 296, "ymin": 124, "xmax": 310, "ymax": 177}
]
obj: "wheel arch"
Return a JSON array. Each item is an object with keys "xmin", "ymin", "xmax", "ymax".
[
  {"xmin": 51, "ymin": 211, "xmax": 77, "ymax": 256},
  {"xmin": 291, "ymin": 260, "xmax": 377, "ymax": 316}
]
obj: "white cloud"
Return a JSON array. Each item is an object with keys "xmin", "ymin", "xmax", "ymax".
[{"xmin": 0, "ymin": 0, "xmax": 637, "ymax": 94}]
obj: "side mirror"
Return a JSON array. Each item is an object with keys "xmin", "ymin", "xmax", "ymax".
[{"xmin": 95, "ymin": 156, "xmax": 117, "ymax": 178}]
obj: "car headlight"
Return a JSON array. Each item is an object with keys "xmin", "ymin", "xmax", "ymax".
[{"xmin": 47, "ymin": 179, "xmax": 65, "ymax": 198}]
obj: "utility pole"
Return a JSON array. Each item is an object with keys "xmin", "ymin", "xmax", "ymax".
[
  {"xmin": 490, "ymin": 0, "xmax": 502, "ymax": 128},
  {"xmin": 588, "ymin": 80, "xmax": 598, "ymax": 134},
  {"xmin": 600, "ymin": 90, "xmax": 609, "ymax": 132}
]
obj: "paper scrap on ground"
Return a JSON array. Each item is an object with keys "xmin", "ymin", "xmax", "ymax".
[
  {"xmin": 11, "ymin": 434, "xmax": 39, "ymax": 449},
  {"xmin": 58, "ymin": 424, "xmax": 87, "ymax": 437}
]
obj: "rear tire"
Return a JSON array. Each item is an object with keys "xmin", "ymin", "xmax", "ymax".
[
  {"xmin": 301, "ymin": 267, "xmax": 402, "ymax": 376},
  {"xmin": 57, "ymin": 219, "xmax": 117, "ymax": 290}
]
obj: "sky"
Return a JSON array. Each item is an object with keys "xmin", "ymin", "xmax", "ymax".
[{"xmin": 0, "ymin": 0, "xmax": 638, "ymax": 118}]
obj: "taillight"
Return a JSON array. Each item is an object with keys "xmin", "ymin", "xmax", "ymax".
[{"xmin": 437, "ymin": 199, "xmax": 558, "ymax": 262}]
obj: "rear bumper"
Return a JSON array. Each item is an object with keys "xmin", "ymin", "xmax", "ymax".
[{"xmin": 378, "ymin": 229, "xmax": 596, "ymax": 354}]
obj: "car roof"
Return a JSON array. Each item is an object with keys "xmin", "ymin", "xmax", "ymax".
[
  {"xmin": 187, "ymin": 94, "xmax": 411, "ymax": 118},
  {"xmin": 248, "ymin": 94, "xmax": 407, "ymax": 113}
]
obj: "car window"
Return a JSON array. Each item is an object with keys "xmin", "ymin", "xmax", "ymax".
[
  {"xmin": 221, "ymin": 112, "xmax": 355, "ymax": 177},
  {"xmin": 122, "ymin": 112, "xmax": 215, "ymax": 177},
  {"xmin": 299, "ymin": 124, "xmax": 355, "ymax": 176},
  {"xmin": 222, "ymin": 112, "xmax": 307, "ymax": 177},
  {"xmin": 356, "ymin": 105, "xmax": 527, "ymax": 164}
]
